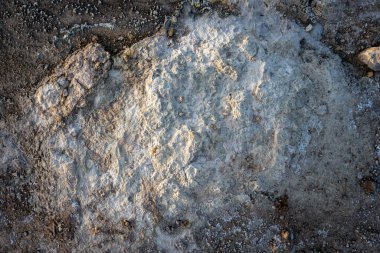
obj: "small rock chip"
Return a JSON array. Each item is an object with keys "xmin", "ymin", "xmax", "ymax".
[
  {"xmin": 367, "ymin": 71, "xmax": 374, "ymax": 78},
  {"xmin": 167, "ymin": 27, "xmax": 175, "ymax": 37},
  {"xmin": 150, "ymin": 146, "xmax": 158, "ymax": 156},
  {"xmin": 358, "ymin": 47, "xmax": 380, "ymax": 71},
  {"xmin": 281, "ymin": 230, "xmax": 289, "ymax": 240},
  {"xmin": 90, "ymin": 226, "xmax": 98, "ymax": 235},
  {"xmin": 305, "ymin": 24, "xmax": 313, "ymax": 32},
  {"xmin": 122, "ymin": 219, "xmax": 133, "ymax": 228}
]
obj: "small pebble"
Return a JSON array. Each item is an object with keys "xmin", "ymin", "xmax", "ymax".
[
  {"xmin": 167, "ymin": 27, "xmax": 175, "ymax": 37},
  {"xmin": 305, "ymin": 24, "xmax": 313, "ymax": 32},
  {"xmin": 358, "ymin": 47, "xmax": 380, "ymax": 71},
  {"xmin": 281, "ymin": 230, "xmax": 289, "ymax": 240}
]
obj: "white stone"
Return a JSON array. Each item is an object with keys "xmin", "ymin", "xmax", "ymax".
[{"xmin": 305, "ymin": 24, "xmax": 313, "ymax": 32}]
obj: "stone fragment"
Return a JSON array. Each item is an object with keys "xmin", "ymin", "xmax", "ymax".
[
  {"xmin": 358, "ymin": 47, "xmax": 380, "ymax": 71},
  {"xmin": 305, "ymin": 24, "xmax": 313, "ymax": 32}
]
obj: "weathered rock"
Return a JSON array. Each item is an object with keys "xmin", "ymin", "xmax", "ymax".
[
  {"xmin": 358, "ymin": 47, "xmax": 380, "ymax": 71},
  {"xmin": 1, "ymin": 0, "xmax": 380, "ymax": 252},
  {"xmin": 31, "ymin": 43, "xmax": 111, "ymax": 130}
]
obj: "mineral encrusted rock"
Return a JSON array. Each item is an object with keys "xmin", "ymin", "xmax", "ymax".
[
  {"xmin": 32, "ymin": 43, "xmax": 111, "ymax": 131},
  {"xmin": 1, "ymin": 0, "xmax": 379, "ymax": 252},
  {"xmin": 358, "ymin": 47, "xmax": 380, "ymax": 71}
]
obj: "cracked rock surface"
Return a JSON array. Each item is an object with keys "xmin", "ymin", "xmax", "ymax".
[{"xmin": 1, "ymin": 0, "xmax": 380, "ymax": 252}]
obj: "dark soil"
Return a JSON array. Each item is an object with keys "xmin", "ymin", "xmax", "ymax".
[
  {"xmin": 276, "ymin": 0, "xmax": 380, "ymax": 69},
  {"xmin": 0, "ymin": 0, "xmax": 182, "ymax": 102}
]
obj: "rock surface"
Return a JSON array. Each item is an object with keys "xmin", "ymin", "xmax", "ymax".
[{"xmin": 1, "ymin": 0, "xmax": 380, "ymax": 252}]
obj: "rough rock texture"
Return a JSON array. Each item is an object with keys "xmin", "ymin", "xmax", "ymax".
[{"xmin": 1, "ymin": 0, "xmax": 380, "ymax": 252}]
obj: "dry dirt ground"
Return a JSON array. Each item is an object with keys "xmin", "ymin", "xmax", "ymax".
[
  {"xmin": 0, "ymin": 0, "xmax": 182, "ymax": 110},
  {"xmin": 0, "ymin": 0, "xmax": 380, "ymax": 252}
]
